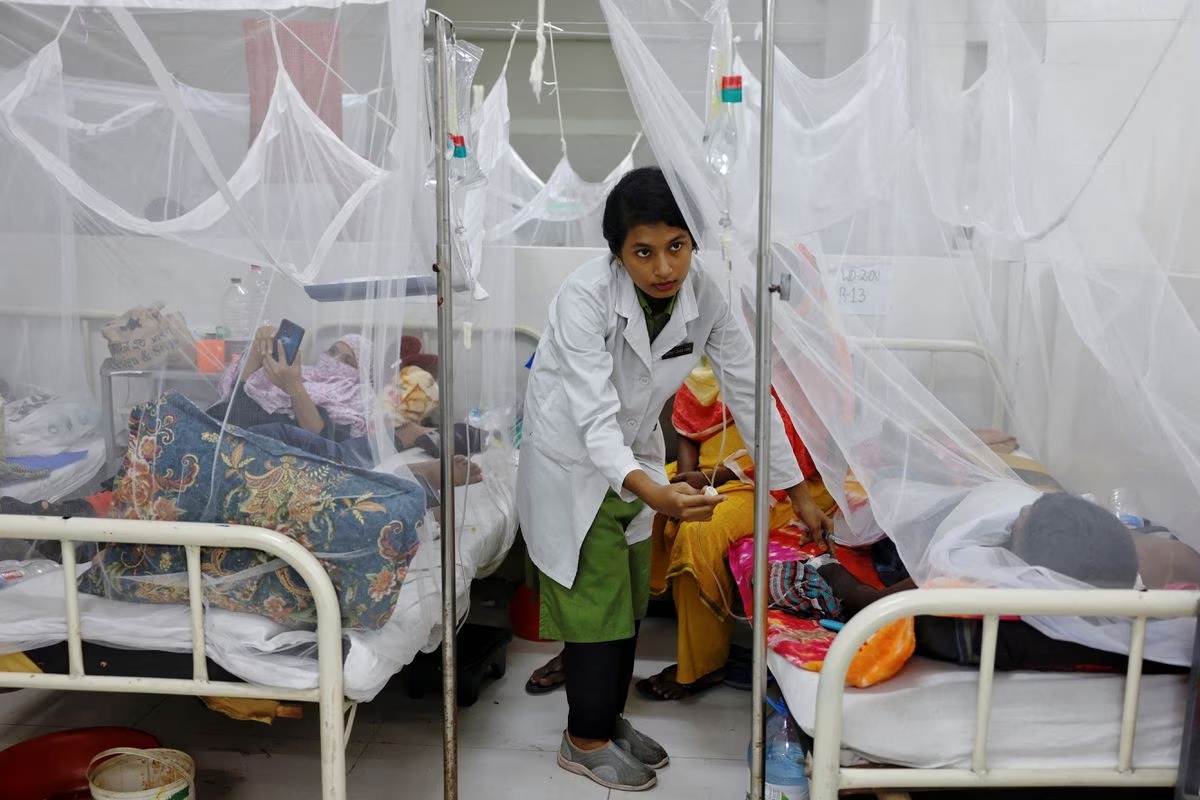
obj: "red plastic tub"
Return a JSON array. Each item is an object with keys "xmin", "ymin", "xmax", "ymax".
[
  {"xmin": 0, "ymin": 726, "xmax": 161, "ymax": 800},
  {"xmin": 508, "ymin": 584, "xmax": 549, "ymax": 642}
]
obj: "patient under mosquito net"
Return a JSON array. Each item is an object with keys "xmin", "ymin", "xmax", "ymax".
[
  {"xmin": 601, "ymin": 0, "xmax": 1200, "ymax": 666},
  {"xmin": 0, "ymin": 1, "xmax": 519, "ymax": 698}
]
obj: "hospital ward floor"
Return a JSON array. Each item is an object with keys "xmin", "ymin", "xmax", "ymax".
[{"xmin": 0, "ymin": 618, "xmax": 1176, "ymax": 799}]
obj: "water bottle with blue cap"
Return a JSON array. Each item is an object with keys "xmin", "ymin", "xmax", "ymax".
[{"xmin": 746, "ymin": 694, "xmax": 809, "ymax": 800}]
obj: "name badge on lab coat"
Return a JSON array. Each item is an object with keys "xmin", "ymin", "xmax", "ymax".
[{"xmin": 662, "ymin": 342, "xmax": 694, "ymax": 360}]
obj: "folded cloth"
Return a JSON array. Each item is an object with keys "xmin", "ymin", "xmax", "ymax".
[
  {"xmin": 4, "ymin": 450, "xmax": 88, "ymax": 472},
  {"xmin": 0, "ymin": 652, "xmax": 40, "ymax": 674},
  {"xmin": 972, "ymin": 428, "xmax": 1019, "ymax": 453},
  {"xmin": 765, "ymin": 559, "xmax": 843, "ymax": 620},
  {"xmin": 0, "ymin": 461, "xmax": 49, "ymax": 487}
]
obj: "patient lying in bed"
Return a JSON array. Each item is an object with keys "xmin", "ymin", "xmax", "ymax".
[{"xmin": 811, "ymin": 490, "xmax": 1195, "ymax": 673}]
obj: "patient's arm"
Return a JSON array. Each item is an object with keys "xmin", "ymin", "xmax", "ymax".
[
  {"xmin": 1135, "ymin": 535, "xmax": 1200, "ymax": 588},
  {"xmin": 813, "ymin": 560, "xmax": 916, "ymax": 619},
  {"xmin": 676, "ymin": 437, "xmax": 700, "ymax": 474},
  {"xmin": 407, "ymin": 455, "xmax": 481, "ymax": 488},
  {"xmin": 671, "ymin": 436, "xmax": 737, "ymax": 490}
]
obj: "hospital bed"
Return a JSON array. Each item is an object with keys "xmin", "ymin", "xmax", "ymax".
[
  {"xmin": 0, "ymin": 309, "xmax": 114, "ymax": 503},
  {"xmin": 0, "ymin": 515, "xmax": 351, "ymax": 800},
  {"xmin": 770, "ymin": 338, "xmax": 1200, "ymax": 799},
  {"xmin": 0, "ymin": 312, "xmax": 528, "ymax": 800},
  {"xmin": 789, "ymin": 589, "xmax": 1197, "ymax": 799}
]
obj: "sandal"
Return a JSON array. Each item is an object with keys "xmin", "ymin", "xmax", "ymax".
[
  {"xmin": 635, "ymin": 665, "xmax": 725, "ymax": 702},
  {"xmin": 525, "ymin": 653, "xmax": 566, "ymax": 695}
]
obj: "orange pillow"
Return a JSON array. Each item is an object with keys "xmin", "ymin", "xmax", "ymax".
[{"xmin": 801, "ymin": 617, "xmax": 916, "ymax": 688}]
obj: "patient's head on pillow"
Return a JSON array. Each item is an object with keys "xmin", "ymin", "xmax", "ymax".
[
  {"xmin": 399, "ymin": 335, "xmax": 440, "ymax": 380},
  {"xmin": 1009, "ymin": 493, "xmax": 1137, "ymax": 588},
  {"xmin": 382, "ymin": 365, "xmax": 439, "ymax": 425}
]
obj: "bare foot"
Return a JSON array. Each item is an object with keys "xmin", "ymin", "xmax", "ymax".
[
  {"xmin": 525, "ymin": 652, "xmax": 565, "ymax": 694},
  {"xmin": 408, "ymin": 456, "xmax": 482, "ymax": 488},
  {"xmin": 453, "ymin": 454, "xmax": 482, "ymax": 486}
]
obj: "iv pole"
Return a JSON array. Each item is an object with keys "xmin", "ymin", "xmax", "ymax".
[
  {"xmin": 749, "ymin": 0, "xmax": 778, "ymax": 799},
  {"xmin": 430, "ymin": 9, "xmax": 460, "ymax": 800}
]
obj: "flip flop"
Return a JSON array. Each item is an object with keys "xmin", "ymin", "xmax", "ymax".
[
  {"xmin": 525, "ymin": 656, "xmax": 566, "ymax": 695},
  {"xmin": 635, "ymin": 665, "xmax": 725, "ymax": 702}
]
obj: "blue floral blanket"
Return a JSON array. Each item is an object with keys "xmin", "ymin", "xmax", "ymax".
[{"xmin": 78, "ymin": 391, "xmax": 426, "ymax": 631}]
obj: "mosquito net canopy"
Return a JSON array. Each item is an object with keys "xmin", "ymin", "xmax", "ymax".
[
  {"xmin": 0, "ymin": 0, "xmax": 519, "ymax": 702},
  {"xmin": 602, "ymin": 0, "xmax": 1200, "ymax": 665}
]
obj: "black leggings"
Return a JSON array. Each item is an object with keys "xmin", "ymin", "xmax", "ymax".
[{"xmin": 563, "ymin": 622, "xmax": 640, "ymax": 740}]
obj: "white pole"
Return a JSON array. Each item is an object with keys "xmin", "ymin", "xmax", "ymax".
[
  {"xmin": 431, "ymin": 10, "xmax": 459, "ymax": 800},
  {"xmin": 750, "ymin": 1, "xmax": 778, "ymax": 799}
]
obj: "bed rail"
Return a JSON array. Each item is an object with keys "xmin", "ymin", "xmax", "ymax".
[
  {"xmin": 808, "ymin": 588, "xmax": 1200, "ymax": 799},
  {"xmin": 0, "ymin": 515, "xmax": 347, "ymax": 800},
  {"xmin": 850, "ymin": 337, "xmax": 1007, "ymax": 430}
]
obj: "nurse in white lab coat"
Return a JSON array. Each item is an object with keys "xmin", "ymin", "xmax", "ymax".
[{"xmin": 517, "ymin": 167, "xmax": 827, "ymax": 792}]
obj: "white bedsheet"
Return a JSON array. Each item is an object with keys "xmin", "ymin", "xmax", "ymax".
[
  {"xmin": 770, "ymin": 650, "xmax": 1186, "ymax": 770},
  {"xmin": 0, "ymin": 458, "xmax": 517, "ymax": 702}
]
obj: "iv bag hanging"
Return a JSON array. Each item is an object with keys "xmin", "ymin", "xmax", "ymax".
[{"xmin": 703, "ymin": 0, "xmax": 741, "ymax": 181}]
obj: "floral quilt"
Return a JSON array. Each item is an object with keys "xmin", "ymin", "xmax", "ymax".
[
  {"xmin": 78, "ymin": 391, "xmax": 426, "ymax": 631},
  {"xmin": 728, "ymin": 527, "xmax": 914, "ymax": 688}
]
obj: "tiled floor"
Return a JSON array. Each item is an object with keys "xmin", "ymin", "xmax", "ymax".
[
  {"xmin": 2, "ymin": 621, "xmax": 1183, "ymax": 800},
  {"xmin": 0, "ymin": 618, "xmax": 752, "ymax": 798}
]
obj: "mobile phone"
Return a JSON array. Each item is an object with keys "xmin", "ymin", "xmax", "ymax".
[{"xmin": 273, "ymin": 318, "xmax": 305, "ymax": 365}]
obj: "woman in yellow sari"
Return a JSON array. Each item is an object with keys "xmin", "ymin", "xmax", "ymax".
[{"xmin": 635, "ymin": 362, "xmax": 837, "ymax": 699}]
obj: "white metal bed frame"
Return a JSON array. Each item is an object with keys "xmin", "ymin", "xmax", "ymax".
[
  {"xmin": 806, "ymin": 587, "xmax": 1200, "ymax": 799},
  {"xmin": 0, "ymin": 515, "xmax": 350, "ymax": 800},
  {"xmin": 848, "ymin": 336, "xmax": 1008, "ymax": 431},
  {"xmin": 790, "ymin": 340, "xmax": 1199, "ymax": 797}
]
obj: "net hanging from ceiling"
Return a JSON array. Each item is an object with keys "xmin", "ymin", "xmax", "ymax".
[
  {"xmin": 0, "ymin": 0, "xmax": 519, "ymax": 702},
  {"xmin": 601, "ymin": 0, "xmax": 1200, "ymax": 665}
]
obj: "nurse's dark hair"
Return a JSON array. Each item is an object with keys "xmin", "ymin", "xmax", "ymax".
[{"xmin": 602, "ymin": 166, "xmax": 699, "ymax": 256}]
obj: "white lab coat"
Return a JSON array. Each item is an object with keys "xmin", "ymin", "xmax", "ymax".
[{"xmin": 517, "ymin": 254, "xmax": 805, "ymax": 589}]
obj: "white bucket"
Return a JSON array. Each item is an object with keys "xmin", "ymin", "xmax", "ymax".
[{"xmin": 87, "ymin": 747, "xmax": 195, "ymax": 800}]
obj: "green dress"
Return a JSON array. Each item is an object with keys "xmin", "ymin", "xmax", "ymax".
[{"xmin": 535, "ymin": 289, "xmax": 676, "ymax": 642}]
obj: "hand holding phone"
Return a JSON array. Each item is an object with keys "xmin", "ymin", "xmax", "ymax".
[{"xmin": 273, "ymin": 318, "xmax": 305, "ymax": 366}]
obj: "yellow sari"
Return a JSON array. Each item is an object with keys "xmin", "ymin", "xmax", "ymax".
[{"xmin": 649, "ymin": 421, "xmax": 835, "ymax": 684}]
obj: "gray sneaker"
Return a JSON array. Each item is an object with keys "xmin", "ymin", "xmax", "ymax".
[
  {"xmin": 557, "ymin": 731, "xmax": 658, "ymax": 792},
  {"xmin": 613, "ymin": 716, "xmax": 669, "ymax": 769}
]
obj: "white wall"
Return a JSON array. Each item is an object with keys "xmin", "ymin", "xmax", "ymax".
[{"xmin": 1041, "ymin": 0, "xmax": 1200, "ymax": 272}]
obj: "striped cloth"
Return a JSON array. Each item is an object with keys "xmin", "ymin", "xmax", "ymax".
[{"xmin": 764, "ymin": 559, "xmax": 843, "ymax": 621}]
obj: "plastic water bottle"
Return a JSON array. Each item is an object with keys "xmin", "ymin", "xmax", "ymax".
[
  {"xmin": 221, "ymin": 277, "xmax": 255, "ymax": 364},
  {"xmin": 0, "ymin": 559, "xmax": 59, "ymax": 588},
  {"xmin": 747, "ymin": 696, "xmax": 809, "ymax": 800},
  {"xmin": 1110, "ymin": 487, "xmax": 1144, "ymax": 529},
  {"xmin": 249, "ymin": 264, "xmax": 269, "ymax": 296}
]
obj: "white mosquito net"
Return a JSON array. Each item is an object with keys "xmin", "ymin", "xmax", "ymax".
[
  {"xmin": 602, "ymin": 0, "xmax": 1200, "ymax": 665},
  {"xmin": 486, "ymin": 137, "xmax": 641, "ymax": 248},
  {"xmin": 481, "ymin": 21, "xmax": 642, "ymax": 249},
  {"xmin": 0, "ymin": 0, "xmax": 519, "ymax": 702}
]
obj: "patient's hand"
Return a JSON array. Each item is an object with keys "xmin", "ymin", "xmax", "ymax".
[
  {"xmin": 395, "ymin": 421, "xmax": 435, "ymax": 450},
  {"xmin": 240, "ymin": 325, "xmax": 278, "ymax": 378},
  {"xmin": 670, "ymin": 471, "xmax": 711, "ymax": 492}
]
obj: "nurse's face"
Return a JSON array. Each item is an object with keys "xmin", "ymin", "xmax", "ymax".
[{"xmin": 619, "ymin": 223, "xmax": 693, "ymax": 300}]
